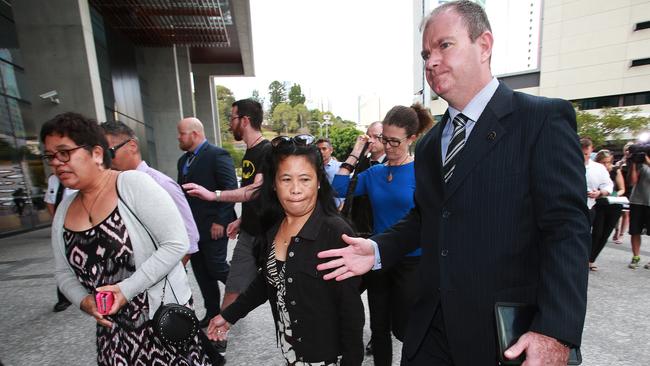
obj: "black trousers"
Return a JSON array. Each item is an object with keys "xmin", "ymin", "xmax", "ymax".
[
  {"xmin": 401, "ymin": 304, "xmax": 454, "ymax": 366},
  {"xmin": 367, "ymin": 256, "xmax": 420, "ymax": 366},
  {"xmin": 590, "ymin": 203, "xmax": 623, "ymax": 262},
  {"xmin": 190, "ymin": 237, "xmax": 230, "ymax": 318}
]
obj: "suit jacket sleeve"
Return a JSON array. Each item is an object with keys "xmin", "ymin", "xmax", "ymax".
[
  {"xmin": 212, "ymin": 149, "xmax": 238, "ymax": 227},
  {"xmin": 528, "ymin": 99, "xmax": 590, "ymax": 346}
]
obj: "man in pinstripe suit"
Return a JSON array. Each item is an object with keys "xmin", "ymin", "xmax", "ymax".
[{"xmin": 318, "ymin": 1, "xmax": 590, "ymax": 365}]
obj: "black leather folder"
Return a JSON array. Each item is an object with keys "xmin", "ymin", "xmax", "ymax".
[{"xmin": 495, "ymin": 302, "xmax": 582, "ymax": 365}]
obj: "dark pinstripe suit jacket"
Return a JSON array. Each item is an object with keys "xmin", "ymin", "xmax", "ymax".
[{"xmin": 373, "ymin": 83, "xmax": 590, "ymax": 365}]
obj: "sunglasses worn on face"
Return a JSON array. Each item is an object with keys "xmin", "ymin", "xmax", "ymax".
[
  {"xmin": 271, "ymin": 134, "xmax": 316, "ymax": 149},
  {"xmin": 109, "ymin": 139, "xmax": 132, "ymax": 159},
  {"xmin": 379, "ymin": 134, "xmax": 408, "ymax": 147},
  {"xmin": 42, "ymin": 145, "xmax": 88, "ymax": 163}
]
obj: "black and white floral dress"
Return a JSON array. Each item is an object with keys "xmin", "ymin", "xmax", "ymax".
[
  {"xmin": 64, "ymin": 207, "xmax": 211, "ymax": 366},
  {"xmin": 266, "ymin": 243, "xmax": 337, "ymax": 366}
]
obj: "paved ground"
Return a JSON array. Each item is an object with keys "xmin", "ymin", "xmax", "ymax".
[{"xmin": 1, "ymin": 225, "xmax": 649, "ymax": 365}]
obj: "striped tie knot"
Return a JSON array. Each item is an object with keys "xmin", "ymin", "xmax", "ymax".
[{"xmin": 452, "ymin": 114, "xmax": 468, "ymax": 128}]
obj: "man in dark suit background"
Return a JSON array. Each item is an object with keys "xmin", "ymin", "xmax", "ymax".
[
  {"xmin": 177, "ymin": 117, "xmax": 237, "ymax": 325},
  {"xmin": 318, "ymin": 1, "xmax": 590, "ymax": 365}
]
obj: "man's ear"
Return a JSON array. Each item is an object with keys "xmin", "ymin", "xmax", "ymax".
[
  {"xmin": 477, "ymin": 30, "xmax": 493, "ymax": 64},
  {"xmin": 128, "ymin": 139, "xmax": 138, "ymax": 153}
]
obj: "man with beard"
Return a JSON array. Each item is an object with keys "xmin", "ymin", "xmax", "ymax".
[{"xmin": 183, "ymin": 99, "xmax": 271, "ymax": 354}]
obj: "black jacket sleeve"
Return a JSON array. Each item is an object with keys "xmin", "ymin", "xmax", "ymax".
[{"xmin": 212, "ymin": 148, "xmax": 238, "ymax": 227}]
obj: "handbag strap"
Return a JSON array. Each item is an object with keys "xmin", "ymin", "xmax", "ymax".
[{"xmin": 115, "ymin": 174, "xmax": 181, "ymax": 306}]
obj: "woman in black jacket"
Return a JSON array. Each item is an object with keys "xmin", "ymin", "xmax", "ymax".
[{"xmin": 207, "ymin": 134, "xmax": 364, "ymax": 365}]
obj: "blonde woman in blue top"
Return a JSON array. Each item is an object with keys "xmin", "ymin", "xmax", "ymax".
[{"xmin": 332, "ymin": 104, "xmax": 433, "ymax": 366}]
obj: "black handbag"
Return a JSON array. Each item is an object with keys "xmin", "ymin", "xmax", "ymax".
[
  {"xmin": 116, "ymin": 181, "xmax": 199, "ymax": 349},
  {"xmin": 151, "ymin": 279, "xmax": 200, "ymax": 348}
]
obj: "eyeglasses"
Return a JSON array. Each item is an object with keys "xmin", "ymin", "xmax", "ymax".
[
  {"xmin": 379, "ymin": 134, "xmax": 408, "ymax": 147},
  {"xmin": 42, "ymin": 145, "xmax": 88, "ymax": 163},
  {"xmin": 108, "ymin": 139, "xmax": 132, "ymax": 159},
  {"xmin": 229, "ymin": 115, "xmax": 243, "ymax": 123},
  {"xmin": 271, "ymin": 134, "xmax": 316, "ymax": 149}
]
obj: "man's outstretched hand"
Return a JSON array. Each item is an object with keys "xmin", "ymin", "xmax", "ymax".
[
  {"xmin": 316, "ymin": 234, "xmax": 376, "ymax": 281},
  {"xmin": 182, "ymin": 183, "xmax": 215, "ymax": 201}
]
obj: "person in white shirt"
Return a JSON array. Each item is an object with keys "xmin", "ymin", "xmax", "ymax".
[
  {"xmin": 581, "ymin": 137, "xmax": 613, "ymax": 271},
  {"xmin": 581, "ymin": 137, "xmax": 613, "ymax": 211}
]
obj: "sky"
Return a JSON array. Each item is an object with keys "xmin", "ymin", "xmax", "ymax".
[{"xmin": 213, "ymin": 0, "xmax": 416, "ymax": 123}]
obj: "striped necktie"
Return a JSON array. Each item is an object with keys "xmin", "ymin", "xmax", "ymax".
[{"xmin": 442, "ymin": 113, "xmax": 469, "ymax": 183}]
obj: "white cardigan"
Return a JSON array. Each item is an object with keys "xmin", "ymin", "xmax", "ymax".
[{"xmin": 51, "ymin": 170, "xmax": 191, "ymax": 318}]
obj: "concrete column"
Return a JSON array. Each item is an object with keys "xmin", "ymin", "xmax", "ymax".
[
  {"xmin": 174, "ymin": 46, "xmax": 194, "ymax": 119},
  {"xmin": 12, "ymin": 0, "xmax": 105, "ymax": 122},
  {"xmin": 136, "ymin": 47, "xmax": 185, "ymax": 179},
  {"xmin": 192, "ymin": 73, "xmax": 221, "ymax": 146}
]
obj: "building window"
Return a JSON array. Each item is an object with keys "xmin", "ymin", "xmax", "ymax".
[
  {"xmin": 623, "ymin": 92, "xmax": 650, "ymax": 106},
  {"xmin": 574, "ymin": 95, "xmax": 620, "ymax": 110},
  {"xmin": 635, "ymin": 21, "xmax": 650, "ymax": 31},
  {"xmin": 631, "ymin": 58, "xmax": 650, "ymax": 67}
]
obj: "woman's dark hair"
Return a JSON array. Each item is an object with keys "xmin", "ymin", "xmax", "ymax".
[
  {"xmin": 39, "ymin": 112, "xmax": 111, "ymax": 168},
  {"xmin": 259, "ymin": 143, "xmax": 338, "ymax": 229},
  {"xmin": 383, "ymin": 103, "xmax": 434, "ymax": 137}
]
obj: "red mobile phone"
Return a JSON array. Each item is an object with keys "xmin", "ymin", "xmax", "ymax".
[{"xmin": 95, "ymin": 291, "xmax": 114, "ymax": 315}]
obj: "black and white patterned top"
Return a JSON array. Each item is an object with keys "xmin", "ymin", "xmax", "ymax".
[
  {"xmin": 64, "ymin": 207, "xmax": 211, "ymax": 366},
  {"xmin": 267, "ymin": 243, "xmax": 337, "ymax": 366}
]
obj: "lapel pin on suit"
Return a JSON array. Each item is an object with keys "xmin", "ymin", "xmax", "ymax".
[{"xmin": 487, "ymin": 131, "xmax": 497, "ymax": 140}]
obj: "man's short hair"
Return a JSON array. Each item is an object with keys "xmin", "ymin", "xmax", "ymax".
[
  {"xmin": 580, "ymin": 137, "xmax": 593, "ymax": 148},
  {"xmin": 232, "ymin": 99, "xmax": 263, "ymax": 130},
  {"xmin": 316, "ymin": 138, "xmax": 332, "ymax": 148},
  {"xmin": 100, "ymin": 120, "xmax": 136, "ymax": 139},
  {"xmin": 423, "ymin": 0, "xmax": 491, "ymax": 42}
]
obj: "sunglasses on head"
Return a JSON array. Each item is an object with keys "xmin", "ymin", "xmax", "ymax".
[{"xmin": 271, "ymin": 134, "xmax": 316, "ymax": 149}]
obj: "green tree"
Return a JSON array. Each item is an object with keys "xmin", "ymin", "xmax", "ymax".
[
  {"xmin": 309, "ymin": 108, "xmax": 323, "ymax": 121},
  {"xmin": 306, "ymin": 109, "xmax": 323, "ymax": 135},
  {"xmin": 250, "ymin": 89, "xmax": 264, "ymax": 106},
  {"xmin": 293, "ymin": 103, "xmax": 310, "ymax": 130},
  {"xmin": 222, "ymin": 141, "xmax": 245, "ymax": 170},
  {"xmin": 271, "ymin": 103, "xmax": 297, "ymax": 134},
  {"xmin": 329, "ymin": 125, "xmax": 362, "ymax": 161},
  {"xmin": 216, "ymin": 85, "xmax": 235, "ymax": 140},
  {"xmin": 268, "ymin": 81, "xmax": 287, "ymax": 115},
  {"xmin": 288, "ymin": 84, "xmax": 306, "ymax": 107},
  {"xmin": 576, "ymin": 106, "xmax": 650, "ymax": 148}
]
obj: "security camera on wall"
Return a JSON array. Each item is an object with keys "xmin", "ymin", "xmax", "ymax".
[{"xmin": 39, "ymin": 90, "xmax": 60, "ymax": 104}]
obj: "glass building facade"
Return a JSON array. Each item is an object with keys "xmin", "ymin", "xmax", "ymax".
[
  {"xmin": 0, "ymin": 2, "xmax": 50, "ymax": 235},
  {"xmin": 0, "ymin": 2, "xmax": 150, "ymax": 235}
]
